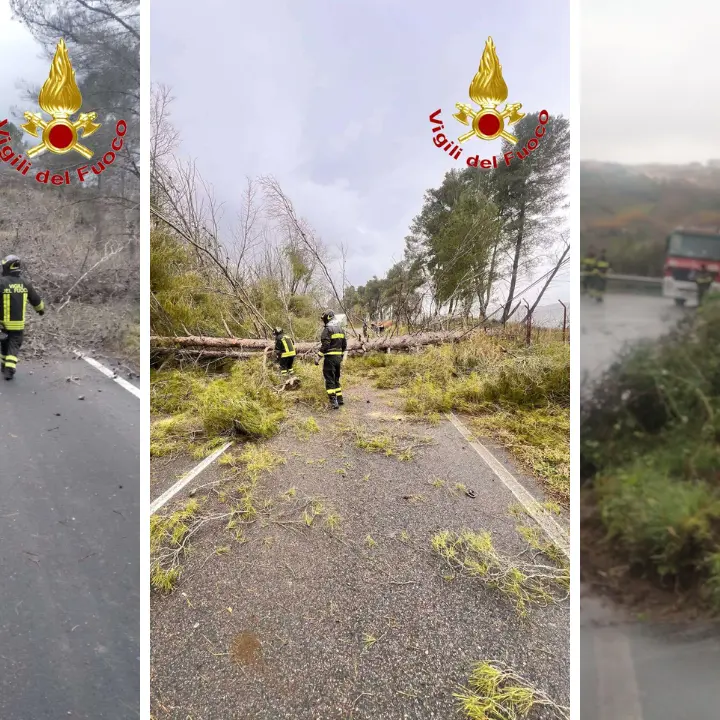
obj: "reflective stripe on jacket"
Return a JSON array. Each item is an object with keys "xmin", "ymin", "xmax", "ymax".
[
  {"xmin": 595, "ymin": 260, "xmax": 610, "ymax": 277},
  {"xmin": 319, "ymin": 324, "xmax": 347, "ymax": 356},
  {"xmin": 274, "ymin": 334, "xmax": 296, "ymax": 358},
  {"xmin": 0, "ymin": 276, "xmax": 44, "ymax": 330}
]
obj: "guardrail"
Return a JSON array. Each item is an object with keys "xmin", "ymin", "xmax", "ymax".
[
  {"xmin": 605, "ymin": 273, "xmax": 662, "ymax": 285},
  {"xmin": 581, "ymin": 272, "xmax": 663, "ymax": 295}
]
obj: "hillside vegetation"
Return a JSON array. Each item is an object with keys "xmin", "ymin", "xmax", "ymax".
[
  {"xmin": 2, "ymin": 0, "xmax": 139, "ymax": 364},
  {"xmin": 0, "ymin": 177, "xmax": 139, "ymax": 363},
  {"xmin": 581, "ymin": 161, "xmax": 720, "ymax": 276}
]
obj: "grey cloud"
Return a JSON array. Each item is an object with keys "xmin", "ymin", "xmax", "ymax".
[{"xmin": 582, "ymin": 0, "xmax": 720, "ymax": 163}]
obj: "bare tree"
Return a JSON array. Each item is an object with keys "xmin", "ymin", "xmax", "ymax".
[
  {"xmin": 527, "ymin": 235, "xmax": 570, "ymax": 317},
  {"xmin": 261, "ymin": 175, "xmax": 360, "ymax": 338}
]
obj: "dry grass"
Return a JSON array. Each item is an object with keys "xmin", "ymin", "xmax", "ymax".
[
  {"xmin": 431, "ymin": 530, "xmax": 568, "ymax": 616},
  {"xmin": 455, "ymin": 660, "xmax": 570, "ymax": 720}
]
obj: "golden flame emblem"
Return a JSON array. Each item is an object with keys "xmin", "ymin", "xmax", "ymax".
[
  {"xmin": 21, "ymin": 39, "xmax": 101, "ymax": 159},
  {"xmin": 453, "ymin": 37, "xmax": 525, "ymax": 145}
]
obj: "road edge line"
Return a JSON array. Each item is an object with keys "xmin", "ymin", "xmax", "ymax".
[
  {"xmin": 446, "ymin": 412, "xmax": 570, "ymax": 558},
  {"xmin": 594, "ymin": 628, "xmax": 644, "ymax": 720},
  {"xmin": 76, "ymin": 352, "xmax": 141, "ymax": 398},
  {"xmin": 150, "ymin": 442, "xmax": 233, "ymax": 515}
]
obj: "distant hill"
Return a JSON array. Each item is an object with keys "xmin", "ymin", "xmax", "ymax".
[{"xmin": 581, "ymin": 161, "xmax": 720, "ymax": 276}]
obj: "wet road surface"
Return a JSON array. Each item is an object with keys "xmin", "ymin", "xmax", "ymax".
[
  {"xmin": 0, "ymin": 357, "xmax": 139, "ymax": 719},
  {"xmin": 580, "ymin": 292, "xmax": 684, "ymax": 384},
  {"xmin": 581, "ymin": 293, "xmax": 720, "ymax": 719}
]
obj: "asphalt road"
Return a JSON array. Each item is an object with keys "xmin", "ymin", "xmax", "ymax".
[
  {"xmin": 0, "ymin": 357, "xmax": 139, "ymax": 719},
  {"xmin": 580, "ymin": 292, "xmax": 684, "ymax": 384},
  {"xmin": 581, "ymin": 293, "xmax": 720, "ymax": 719},
  {"xmin": 151, "ymin": 384, "xmax": 570, "ymax": 719}
]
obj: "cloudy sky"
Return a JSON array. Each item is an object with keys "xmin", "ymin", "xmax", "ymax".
[
  {"xmin": 0, "ymin": 1, "xmax": 47, "ymax": 122},
  {"xmin": 152, "ymin": 0, "xmax": 571, "ymax": 307},
  {"xmin": 582, "ymin": 0, "xmax": 720, "ymax": 164}
]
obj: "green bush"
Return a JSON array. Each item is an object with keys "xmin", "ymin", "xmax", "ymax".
[
  {"xmin": 150, "ymin": 368, "xmax": 208, "ymax": 415},
  {"xmin": 151, "ymin": 358, "xmax": 286, "ymax": 454},
  {"xmin": 597, "ymin": 462, "xmax": 720, "ymax": 578},
  {"xmin": 582, "ymin": 298, "xmax": 720, "ymax": 607},
  {"xmin": 194, "ymin": 362, "xmax": 285, "ymax": 438}
]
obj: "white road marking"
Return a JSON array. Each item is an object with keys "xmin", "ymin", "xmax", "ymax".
[
  {"xmin": 446, "ymin": 412, "xmax": 570, "ymax": 558},
  {"xmin": 594, "ymin": 628, "xmax": 644, "ymax": 720},
  {"xmin": 150, "ymin": 442, "xmax": 233, "ymax": 515},
  {"xmin": 77, "ymin": 353, "xmax": 141, "ymax": 398}
]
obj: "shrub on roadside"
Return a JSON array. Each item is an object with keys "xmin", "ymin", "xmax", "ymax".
[
  {"xmin": 582, "ymin": 298, "xmax": 720, "ymax": 607},
  {"xmin": 150, "ymin": 358, "xmax": 285, "ymax": 455}
]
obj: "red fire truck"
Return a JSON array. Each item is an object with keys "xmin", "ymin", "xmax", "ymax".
[{"xmin": 663, "ymin": 227, "xmax": 720, "ymax": 306}]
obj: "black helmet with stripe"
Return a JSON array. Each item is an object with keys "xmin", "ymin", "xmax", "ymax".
[
  {"xmin": 1, "ymin": 255, "xmax": 21, "ymax": 276},
  {"xmin": 321, "ymin": 310, "xmax": 335, "ymax": 324}
]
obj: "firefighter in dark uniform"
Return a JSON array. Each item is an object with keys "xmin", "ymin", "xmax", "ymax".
[
  {"xmin": 273, "ymin": 327, "xmax": 296, "ymax": 376},
  {"xmin": 0, "ymin": 255, "xmax": 45, "ymax": 380},
  {"xmin": 694, "ymin": 264, "xmax": 715, "ymax": 306},
  {"xmin": 315, "ymin": 310, "xmax": 346, "ymax": 409},
  {"xmin": 581, "ymin": 247, "xmax": 597, "ymax": 294},
  {"xmin": 593, "ymin": 250, "xmax": 610, "ymax": 302}
]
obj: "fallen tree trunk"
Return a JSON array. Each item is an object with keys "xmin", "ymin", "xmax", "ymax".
[
  {"xmin": 151, "ymin": 348, "xmax": 260, "ymax": 360},
  {"xmin": 150, "ymin": 330, "xmax": 470, "ymax": 354}
]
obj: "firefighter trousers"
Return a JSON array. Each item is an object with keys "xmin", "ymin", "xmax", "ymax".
[
  {"xmin": 279, "ymin": 356, "xmax": 295, "ymax": 375},
  {"xmin": 322, "ymin": 355, "xmax": 343, "ymax": 398},
  {"xmin": 1, "ymin": 330, "xmax": 23, "ymax": 376}
]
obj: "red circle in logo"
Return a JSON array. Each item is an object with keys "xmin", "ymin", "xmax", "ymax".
[
  {"xmin": 477, "ymin": 113, "xmax": 501, "ymax": 137},
  {"xmin": 48, "ymin": 124, "xmax": 74, "ymax": 149}
]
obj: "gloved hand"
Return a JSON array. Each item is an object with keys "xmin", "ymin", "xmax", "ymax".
[
  {"xmin": 342, "ymin": 351, "xmax": 348, "ymax": 362},
  {"xmin": 314, "ymin": 358, "xmax": 320, "ymax": 366},
  {"xmin": 37, "ymin": 310, "xmax": 45, "ymax": 316}
]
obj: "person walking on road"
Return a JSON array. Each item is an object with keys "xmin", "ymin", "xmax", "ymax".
[
  {"xmin": 273, "ymin": 327, "xmax": 296, "ymax": 377},
  {"xmin": 315, "ymin": 310, "xmax": 347, "ymax": 409},
  {"xmin": 582, "ymin": 247, "xmax": 597, "ymax": 295},
  {"xmin": 694, "ymin": 263, "xmax": 715, "ymax": 306},
  {"xmin": 593, "ymin": 250, "xmax": 610, "ymax": 302},
  {"xmin": 0, "ymin": 255, "xmax": 44, "ymax": 380}
]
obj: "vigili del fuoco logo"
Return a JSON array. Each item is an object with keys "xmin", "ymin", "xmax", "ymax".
[
  {"xmin": 0, "ymin": 39, "xmax": 128, "ymax": 186},
  {"xmin": 429, "ymin": 36, "xmax": 549, "ymax": 169}
]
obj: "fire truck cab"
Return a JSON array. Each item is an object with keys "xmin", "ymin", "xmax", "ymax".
[{"xmin": 663, "ymin": 227, "xmax": 720, "ymax": 306}]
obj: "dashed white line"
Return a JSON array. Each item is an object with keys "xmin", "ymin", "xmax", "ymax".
[
  {"xmin": 76, "ymin": 353, "xmax": 140, "ymax": 398},
  {"xmin": 446, "ymin": 412, "xmax": 570, "ymax": 558},
  {"xmin": 150, "ymin": 442, "xmax": 233, "ymax": 515}
]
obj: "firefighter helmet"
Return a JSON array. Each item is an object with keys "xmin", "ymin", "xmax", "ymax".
[
  {"xmin": 321, "ymin": 310, "xmax": 335, "ymax": 324},
  {"xmin": 1, "ymin": 255, "xmax": 21, "ymax": 276},
  {"xmin": 273, "ymin": 327, "xmax": 283, "ymax": 336}
]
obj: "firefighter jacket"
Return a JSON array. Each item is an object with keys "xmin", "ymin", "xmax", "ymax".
[
  {"xmin": 581, "ymin": 256, "xmax": 597, "ymax": 275},
  {"xmin": 275, "ymin": 333, "xmax": 296, "ymax": 359},
  {"xmin": 319, "ymin": 323, "xmax": 347, "ymax": 356},
  {"xmin": 0, "ymin": 275, "xmax": 44, "ymax": 330},
  {"xmin": 595, "ymin": 259, "xmax": 610, "ymax": 277},
  {"xmin": 695, "ymin": 270, "xmax": 714, "ymax": 288}
]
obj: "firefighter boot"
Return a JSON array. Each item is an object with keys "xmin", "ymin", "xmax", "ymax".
[
  {"xmin": 329, "ymin": 394, "xmax": 340, "ymax": 410},
  {"xmin": 3, "ymin": 366, "xmax": 14, "ymax": 381},
  {"xmin": 336, "ymin": 392, "xmax": 344, "ymax": 406}
]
